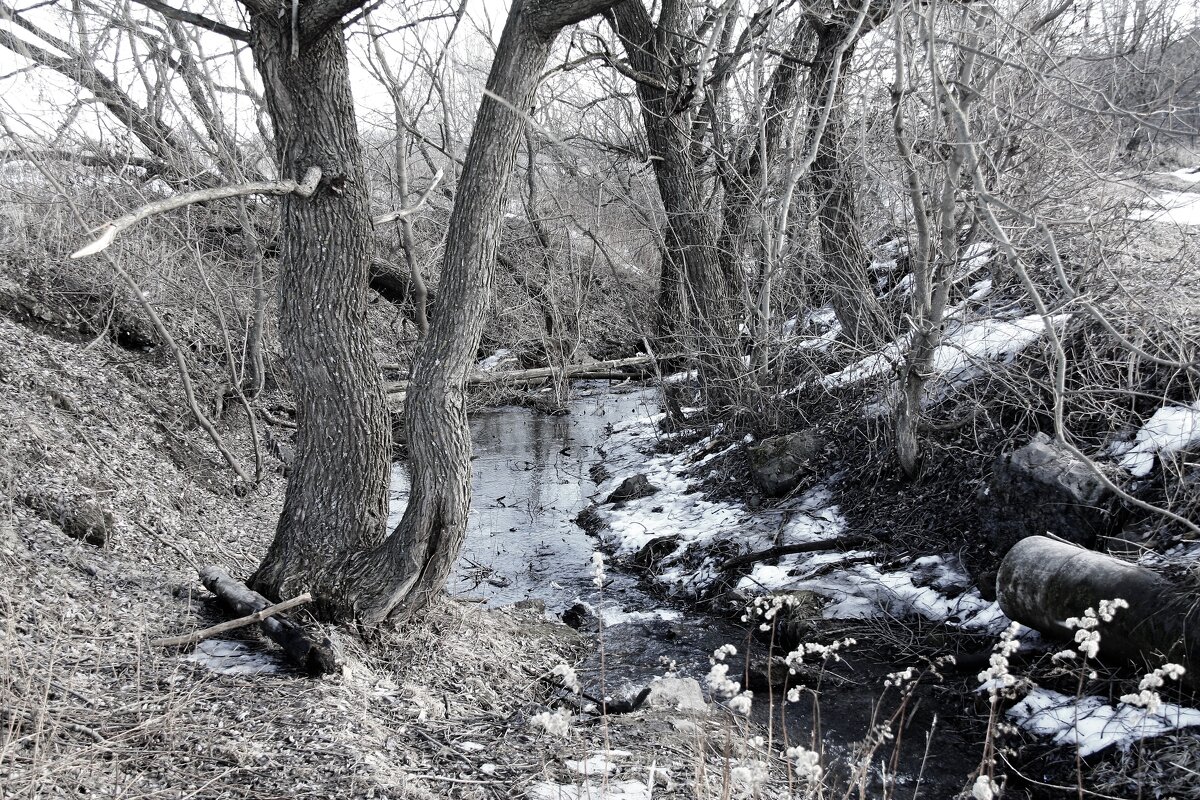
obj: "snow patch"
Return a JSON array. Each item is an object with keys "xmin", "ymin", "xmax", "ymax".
[
  {"xmin": 186, "ymin": 640, "xmax": 284, "ymax": 676},
  {"xmin": 1131, "ymin": 190, "xmax": 1200, "ymax": 226},
  {"xmin": 477, "ymin": 348, "xmax": 517, "ymax": 372},
  {"xmin": 1118, "ymin": 400, "xmax": 1200, "ymax": 477},
  {"xmin": 1009, "ymin": 688, "xmax": 1200, "ymax": 756}
]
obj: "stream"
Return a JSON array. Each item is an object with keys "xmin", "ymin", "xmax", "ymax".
[
  {"xmin": 386, "ymin": 386, "xmax": 983, "ymax": 797},
  {"xmin": 387, "ymin": 386, "xmax": 742, "ymax": 689}
]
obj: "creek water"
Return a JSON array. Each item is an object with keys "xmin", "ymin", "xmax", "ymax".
[
  {"xmin": 387, "ymin": 386, "xmax": 742, "ymax": 691},
  {"xmin": 386, "ymin": 386, "xmax": 981, "ymax": 796}
]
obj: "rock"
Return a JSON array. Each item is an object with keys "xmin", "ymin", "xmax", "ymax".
[
  {"xmin": 573, "ymin": 504, "xmax": 604, "ymax": 534},
  {"xmin": 979, "ymin": 433, "xmax": 1114, "ymax": 562},
  {"xmin": 561, "ymin": 602, "xmax": 594, "ymax": 629},
  {"xmin": 21, "ymin": 491, "xmax": 113, "ymax": 547},
  {"xmin": 603, "ymin": 474, "xmax": 659, "ymax": 504},
  {"xmin": 748, "ymin": 431, "xmax": 823, "ymax": 496},
  {"xmin": 512, "ymin": 598, "xmax": 546, "ymax": 614},
  {"xmin": 631, "ymin": 535, "xmax": 680, "ymax": 574},
  {"xmin": 645, "ymin": 678, "xmax": 708, "ymax": 713}
]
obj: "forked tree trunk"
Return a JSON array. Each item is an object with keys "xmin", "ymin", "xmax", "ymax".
[
  {"xmin": 342, "ymin": 0, "xmax": 619, "ymax": 624},
  {"xmin": 245, "ymin": 15, "xmax": 392, "ymax": 617},
  {"xmin": 244, "ymin": 0, "xmax": 618, "ymax": 623}
]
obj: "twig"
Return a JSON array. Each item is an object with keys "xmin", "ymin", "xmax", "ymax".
[
  {"xmin": 153, "ymin": 592, "xmax": 313, "ymax": 648},
  {"xmin": 373, "ymin": 168, "xmax": 444, "ymax": 226},
  {"xmin": 70, "ymin": 167, "xmax": 322, "ymax": 258}
]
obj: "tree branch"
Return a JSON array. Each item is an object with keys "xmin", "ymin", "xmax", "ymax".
[
  {"xmin": 153, "ymin": 592, "xmax": 313, "ymax": 647},
  {"xmin": 372, "ymin": 168, "xmax": 444, "ymax": 226},
  {"xmin": 129, "ymin": 0, "xmax": 249, "ymax": 41},
  {"xmin": 71, "ymin": 168, "xmax": 322, "ymax": 259}
]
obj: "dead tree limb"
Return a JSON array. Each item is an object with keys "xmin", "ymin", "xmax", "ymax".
[
  {"xmin": 721, "ymin": 535, "xmax": 873, "ymax": 573},
  {"xmin": 71, "ymin": 168, "xmax": 322, "ymax": 259},
  {"xmin": 998, "ymin": 536, "xmax": 1200, "ymax": 684},
  {"xmin": 154, "ymin": 592, "xmax": 312, "ymax": 648},
  {"xmin": 383, "ymin": 353, "xmax": 673, "ymax": 394},
  {"xmin": 373, "ymin": 168, "xmax": 444, "ymax": 227},
  {"xmin": 198, "ymin": 566, "xmax": 336, "ymax": 675}
]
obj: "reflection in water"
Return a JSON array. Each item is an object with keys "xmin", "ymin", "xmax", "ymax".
[{"xmin": 386, "ymin": 387, "xmax": 656, "ymax": 610}]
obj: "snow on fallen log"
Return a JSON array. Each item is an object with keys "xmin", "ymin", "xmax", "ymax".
[
  {"xmin": 997, "ymin": 536, "xmax": 1200, "ymax": 683},
  {"xmin": 801, "ymin": 312, "xmax": 1069, "ymax": 391}
]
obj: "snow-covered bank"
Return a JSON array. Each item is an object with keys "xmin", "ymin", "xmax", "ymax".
[{"xmin": 587, "ymin": 409, "xmax": 1008, "ymax": 633}]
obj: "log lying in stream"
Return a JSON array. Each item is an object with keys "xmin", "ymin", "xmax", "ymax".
[
  {"xmin": 198, "ymin": 566, "xmax": 337, "ymax": 675},
  {"xmin": 997, "ymin": 536, "xmax": 1200, "ymax": 684},
  {"xmin": 383, "ymin": 353, "xmax": 673, "ymax": 395}
]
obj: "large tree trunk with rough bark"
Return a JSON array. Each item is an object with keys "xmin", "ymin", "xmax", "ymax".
[
  {"xmin": 341, "ymin": 0, "xmax": 619, "ymax": 624},
  {"xmin": 244, "ymin": 12, "xmax": 392, "ymax": 618},
  {"xmin": 608, "ymin": 0, "xmax": 744, "ymax": 408},
  {"xmin": 245, "ymin": 0, "xmax": 616, "ymax": 623}
]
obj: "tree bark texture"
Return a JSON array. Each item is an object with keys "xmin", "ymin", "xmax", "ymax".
[
  {"xmin": 246, "ymin": 14, "xmax": 392, "ymax": 617},
  {"xmin": 808, "ymin": 19, "xmax": 887, "ymax": 348},
  {"xmin": 609, "ymin": 0, "xmax": 744, "ymax": 407}
]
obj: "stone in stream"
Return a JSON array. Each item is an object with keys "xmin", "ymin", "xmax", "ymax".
[
  {"xmin": 631, "ymin": 535, "xmax": 680, "ymax": 575},
  {"xmin": 644, "ymin": 677, "xmax": 708, "ymax": 713},
  {"xmin": 748, "ymin": 431, "xmax": 823, "ymax": 497},
  {"xmin": 603, "ymin": 473, "xmax": 659, "ymax": 504},
  {"xmin": 980, "ymin": 433, "xmax": 1114, "ymax": 557}
]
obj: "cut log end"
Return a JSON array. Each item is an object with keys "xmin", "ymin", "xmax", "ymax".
[{"xmin": 997, "ymin": 535, "xmax": 1200, "ymax": 685}]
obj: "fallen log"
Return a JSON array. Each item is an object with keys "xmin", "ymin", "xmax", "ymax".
[
  {"xmin": 997, "ymin": 536, "xmax": 1200, "ymax": 684},
  {"xmin": 198, "ymin": 566, "xmax": 336, "ymax": 675},
  {"xmin": 384, "ymin": 353, "xmax": 672, "ymax": 394}
]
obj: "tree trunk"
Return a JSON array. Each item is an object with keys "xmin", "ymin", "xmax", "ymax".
[
  {"xmin": 246, "ymin": 16, "xmax": 392, "ymax": 617},
  {"xmin": 609, "ymin": 0, "xmax": 744, "ymax": 408},
  {"xmin": 808, "ymin": 25, "xmax": 887, "ymax": 348},
  {"xmin": 345, "ymin": 0, "xmax": 619, "ymax": 624}
]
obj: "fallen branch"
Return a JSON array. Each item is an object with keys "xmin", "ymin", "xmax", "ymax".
[
  {"xmin": 384, "ymin": 353, "xmax": 673, "ymax": 394},
  {"xmin": 71, "ymin": 167, "xmax": 322, "ymax": 259},
  {"xmin": 198, "ymin": 566, "xmax": 336, "ymax": 675},
  {"xmin": 721, "ymin": 534, "xmax": 873, "ymax": 573},
  {"xmin": 153, "ymin": 592, "xmax": 313, "ymax": 648}
]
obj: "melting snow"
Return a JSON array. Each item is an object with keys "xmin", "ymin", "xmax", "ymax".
[
  {"xmin": 1165, "ymin": 166, "xmax": 1200, "ymax": 184},
  {"xmin": 565, "ymin": 750, "xmax": 633, "ymax": 776},
  {"xmin": 1118, "ymin": 400, "xmax": 1200, "ymax": 477},
  {"xmin": 477, "ymin": 348, "xmax": 517, "ymax": 372},
  {"xmin": 1131, "ymin": 190, "xmax": 1200, "ymax": 226},
  {"xmin": 1009, "ymin": 688, "xmax": 1200, "ymax": 756},
  {"xmin": 186, "ymin": 639, "xmax": 284, "ymax": 676},
  {"xmin": 597, "ymin": 412, "xmax": 1010, "ymax": 633}
]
